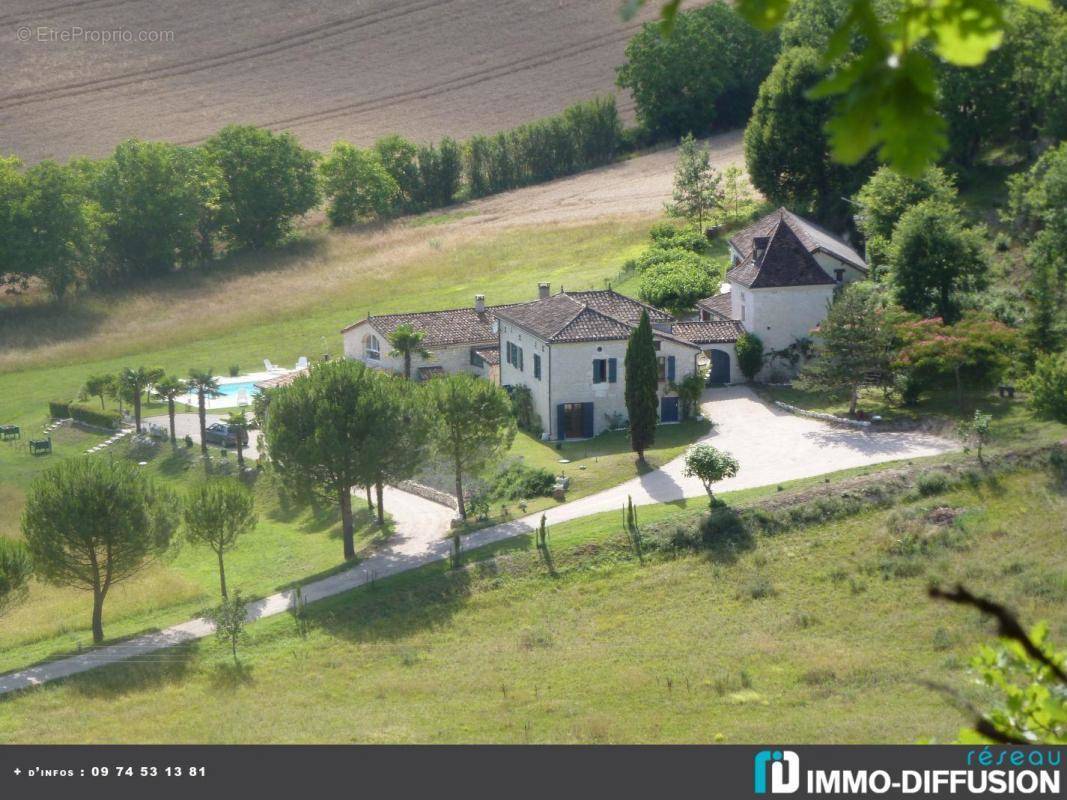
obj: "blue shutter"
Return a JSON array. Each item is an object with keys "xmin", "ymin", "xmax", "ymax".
[
  {"xmin": 556, "ymin": 404, "xmax": 566, "ymax": 440},
  {"xmin": 582, "ymin": 402, "xmax": 595, "ymax": 438},
  {"xmin": 608, "ymin": 358, "xmax": 617, "ymax": 383},
  {"xmin": 592, "ymin": 359, "xmax": 602, "ymax": 384},
  {"xmin": 667, "ymin": 355, "xmax": 676, "ymax": 383}
]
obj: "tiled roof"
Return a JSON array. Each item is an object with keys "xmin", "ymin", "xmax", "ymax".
[
  {"xmin": 566, "ymin": 289, "xmax": 674, "ymax": 323},
  {"xmin": 730, "ymin": 207, "xmax": 866, "ymax": 272},
  {"xmin": 496, "ymin": 291, "xmax": 699, "ymax": 348},
  {"xmin": 695, "ymin": 291, "xmax": 733, "ymax": 320},
  {"xmin": 416, "ymin": 366, "xmax": 445, "ymax": 380},
  {"xmin": 254, "ymin": 367, "xmax": 308, "ymax": 390},
  {"xmin": 726, "ymin": 218, "xmax": 836, "ymax": 289},
  {"xmin": 474, "ymin": 346, "xmax": 500, "ymax": 365},
  {"xmin": 341, "ymin": 304, "xmax": 517, "ymax": 348},
  {"xmin": 671, "ymin": 321, "xmax": 745, "ymax": 344}
]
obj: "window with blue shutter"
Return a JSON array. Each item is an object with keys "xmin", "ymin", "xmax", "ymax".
[
  {"xmin": 533, "ymin": 353, "xmax": 541, "ymax": 379},
  {"xmin": 667, "ymin": 355, "xmax": 676, "ymax": 383},
  {"xmin": 592, "ymin": 359, "xmax": 607, "ymax": 383},
  {"xmin": 607, "ymin": 358, "xmax": 617, "ymax": 383},
  {"xmin": 517, "ymin": 346, "xmax": 523, "ymax": 371},
  {"xmin": 582, "ymin": 402, "xmax": 595, "ymax": 438}
]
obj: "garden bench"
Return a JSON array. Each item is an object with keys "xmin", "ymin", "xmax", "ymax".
[
  {"xmin": 0, "ymin": 425, "xmax": 19, "ymax": 440},
  {"xmin": 29, "ymin": 437, "xmax": 52, "ymax": 455}
]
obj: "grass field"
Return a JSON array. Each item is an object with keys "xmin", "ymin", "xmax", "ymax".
[
  {"xmin": 1, "ymin": 467, "xmax": 1062, "ymax": 743},
  {"xmin": 0, "ymin": 217, "xmax": 663, "ymax": 677}
]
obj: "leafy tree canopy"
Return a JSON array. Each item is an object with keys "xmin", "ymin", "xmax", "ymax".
[
  {"xmin": 205, "ymin": 125, "xmax": 320, "ymax": 249},
  {"xmin": 617, "ymin": 1, "xmax": 779, "ymax": 138},
  {"xmin": 625, "ymin": 0, "xmax": 1057, "ymax": 175},
  {"xmin": 888, "ymin": 200, "xmax": 990, "ymax": 323},
  {"xmin": 744, "ymin": 46, "xmax": 871, "ymax": 227}
]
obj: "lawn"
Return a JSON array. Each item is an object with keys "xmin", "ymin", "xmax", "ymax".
[
  {"xmin": 0, "ymin": 435, "xmax": 390, "ymax": 675},
  {"xmin": 1, "ymin": 467, "xmax": 1062, "ymax": 743},
  {"xmin": 470, "ymin": 419, "xmax": 711, "ymax": 525},
  {"xmin": 0, "ymin": 218, "xmax": 654, "ymax": 672}
]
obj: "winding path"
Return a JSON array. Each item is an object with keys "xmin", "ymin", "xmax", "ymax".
[{"xmin": 0, "ymin": 387, "xmax": 956, "ymax": 696}]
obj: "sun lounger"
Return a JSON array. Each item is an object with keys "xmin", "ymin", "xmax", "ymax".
[
  {"xmin": 295, "ymin": 356, "xmax": 308, "ymax": 370},
  {"xmin": 236, "ymin": 389, "xmax": 250, "ymax": 406},
  {"xmin": 264, "ymin": 359, "xmax": 285, "ymax": 373}
]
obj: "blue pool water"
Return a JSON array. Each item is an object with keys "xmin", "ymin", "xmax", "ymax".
[{"xmin": 216, "ymin": 381, "xmax": 260, "ymax": 398}]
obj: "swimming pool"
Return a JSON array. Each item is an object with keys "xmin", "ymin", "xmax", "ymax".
[{"xmin": 216, "ymin": 380, "xmax": 260, "ymax": 398}]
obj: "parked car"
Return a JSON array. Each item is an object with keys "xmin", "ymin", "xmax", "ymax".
[{"xmin": 203, "ymin": 422, "xmax": 248, "ymax": 447}]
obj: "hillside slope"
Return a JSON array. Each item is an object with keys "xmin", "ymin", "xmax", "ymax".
[{"xmin": 2, "ymin": 0, "xmax": 662, "ymax": 163}]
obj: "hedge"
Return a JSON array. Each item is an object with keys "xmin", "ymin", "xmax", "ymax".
[
  {"xmin": 48, "ymin": 400, "xmax": 71, "ymax": 419},
  {"xmin": 69, "ymin": 403, "xmax": 122, "ymax": 429}
]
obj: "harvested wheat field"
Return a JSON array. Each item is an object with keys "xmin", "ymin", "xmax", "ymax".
[{"xmin": 1, "ymin": 0, "xmax": 670, "ymax": 163}]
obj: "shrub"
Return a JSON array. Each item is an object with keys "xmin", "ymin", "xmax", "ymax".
[
  {"xmin": 228, "ymin": 364, "xmax": 240, "ymax": 377},
  {"xmin": 48, "ymin": 400, "xmax": 71, "ymax": 419},
  {"xmin": 69, "ymin": 403, "xmax": 122, "ymax": 429},
  {"xmin": 916, "ymin": 471, "xmax": 950, "ymax": 497},
  {"xmin": 735, "ymin": 332, "xmax": 764, "ymax": 380},
  {"xmin": 509, "ymin": 385, "xmax": 541, "ymax": 434},
  {"xmin": 648, "ymin": 223, "xmax": 709, "ymax": 254},
  {"xmin": 1050, "ymin": 446, "xmax": 1067, "ymax": 483},
  {"xmin": 744, "ymin": 575, "xmax": 776, "ymax": 599},
  {"xmin": 490, "ymin": 461, "xmax": 555, "ymax": 500},
  {"xmin": 638, "ymin": 252, "xmax": 717, "ymax": 313},
  {"xmin": 1025, "ymin": 353, "xmax": 1067, "ymax": 424}
]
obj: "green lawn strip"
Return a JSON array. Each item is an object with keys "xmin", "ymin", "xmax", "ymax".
[
  {"xmin": 469, "ymin": 419, "xmax": 710, "ymax": 525},
  {"xmin": 1, "ymin": 469, "xmax": 1061, "ymax": 743},
  {"xmin": 0, "ymin": 443, "xmax": 390, "ymax": 673}
]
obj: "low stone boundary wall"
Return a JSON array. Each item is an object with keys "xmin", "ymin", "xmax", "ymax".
[
  {"xmin": 774, "ymin": 401, "xmax": 872, "ymax": 429},
  {"xmin": 396, "ymin": 480, "xmax": 459, "ymax": 510}
]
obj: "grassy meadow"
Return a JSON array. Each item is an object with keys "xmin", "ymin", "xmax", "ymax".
[
  {"xmin": 0, "ymin": 216, "xmax": 676, "ymax": 677},
  {"xmin": 1, "ymin": 467, "xmax": 1062, "ymax": 743}
]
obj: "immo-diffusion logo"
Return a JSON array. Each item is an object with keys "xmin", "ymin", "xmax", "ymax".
[{"xmin": 754, "ymin": 750, "xmax": 801, "ymax": 794}]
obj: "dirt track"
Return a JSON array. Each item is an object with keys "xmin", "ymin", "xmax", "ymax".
[
  {"xmin": 458, "ymin": 130, "xmax": 746, "ymax": 228},
  {"xmin": 2, "ymin": 0, "xmax": 664, "ymax": 163}
]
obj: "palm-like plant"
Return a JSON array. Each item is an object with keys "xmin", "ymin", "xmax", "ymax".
[
  {"xmin": 187, "ymin": 369, "xmax": 221, "ymax": 455},
  {"xmin": 153, "ymin": 375, "xmax": 185, "ymax": 445},
  {"xmin": 388, "ymin": 323, "xmax": 430, "ymax": 380},
  {"xmin": 119, "ymin": 366, "xmax": 165, "ymax": 433}
]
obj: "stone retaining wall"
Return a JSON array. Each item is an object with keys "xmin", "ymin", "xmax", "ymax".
[
  {"xmin": 396, "ymin": 480, "xmax": 459, "ymax": 510},
  {"xmin": 773, "ymin": 401, "xmax": 872, "ymax": 428}
]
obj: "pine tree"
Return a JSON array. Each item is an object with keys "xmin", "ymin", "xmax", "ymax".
[
  {"xmin": 666, "ymin": 134, "xmax": 722, "ymax": 230},
  {"xmin": 625, "ymin": 311, "xmax": 659, "ymax": 461}
]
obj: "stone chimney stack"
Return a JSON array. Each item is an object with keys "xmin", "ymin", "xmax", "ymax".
[
  {"xmin": 475, "ymin": 294, "xmax": 486, "ymax": 313},
  {"xmin": 753, "ymin": 236, "xmax": 768, "ymax": 263},
  {"xmin": 538, "ymin": 282, "xmax": 550, "ymax": 300}
]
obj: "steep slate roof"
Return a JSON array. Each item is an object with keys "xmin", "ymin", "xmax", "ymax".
[
  {"xmin": 695, "ymin": 291, "xmax": 733, "ymax": 320},
  {"xmin": 726, "ymin": 218, "xmax": 836, "ymax": 289},
  {"xmin": 496, "ymin": 291, "xmax": 699, "ymax": 348},
  {"xmin": 341, "ymin": 304, "xmax": 517, "ymax": 348},
  {"xmin": 729, "ymin": 207, "xmax": 867, "ymax": 273},
  {"xmin": 671, "ymin": 320, "xmax": 745, "ymax": 344}
]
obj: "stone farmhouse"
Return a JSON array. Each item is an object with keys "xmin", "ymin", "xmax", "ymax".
[{"xmin": 341, "ymin": 208, "xmax": 867, "ymax": 440}]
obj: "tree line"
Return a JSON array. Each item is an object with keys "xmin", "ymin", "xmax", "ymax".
[{"xmin": 1, "ymin": 98, "xmax": 623, "ymax": 301}]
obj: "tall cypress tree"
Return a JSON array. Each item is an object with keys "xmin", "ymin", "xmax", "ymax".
[{"xmin": 625, "ymin": 311, "xmax": 659, "ymax": 461}]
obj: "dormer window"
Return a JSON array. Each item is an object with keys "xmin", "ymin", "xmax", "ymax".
[{"xmin": 834, "ymin": 268, "xmax": 845, "ymax": 283}]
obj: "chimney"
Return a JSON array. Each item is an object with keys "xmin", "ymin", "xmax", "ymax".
[
  {"xmin": 753, "ymin": 236, "xmax": 768, "ymax": 262},
  {"xmin": 474, "ymin": 294, "xmax": 485, "ymax": 314},
  {"xmin": 538, "ymin": 282, "xmax": 550, "ymax": 300}
]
